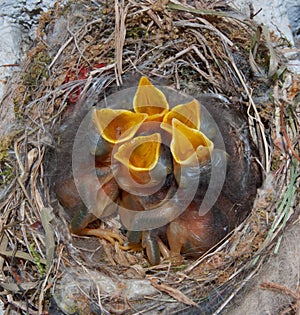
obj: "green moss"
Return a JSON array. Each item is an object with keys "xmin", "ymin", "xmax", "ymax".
[
  {"xmin": 0, "ymin": 142, "xmax": 9, "ymax": 162},
  {"xmin": 0, "ymin": 133, "xmax": 17, "ymax": 187},
  {"xmin": 22, "ymin": 51, "xmax": 52, "ymax": 87},
  {"xmin": 29, "ymin": 243, "xmax": 45, "ymax": 277},
  {"xmin": 13, "ymin": 98, "xmax": 24, "ymax": 119},
  {"xmin": 127, "ymin": 26, "xmax": 148, "ymax": 39},
  {"xmin": 0, "ymin": 165, "xmax": 14, "ymax": 185}
]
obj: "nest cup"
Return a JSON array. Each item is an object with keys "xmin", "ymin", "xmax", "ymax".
[{"xmin": 0, "ymin": 1, "xmax": 299, "ymax": 314}]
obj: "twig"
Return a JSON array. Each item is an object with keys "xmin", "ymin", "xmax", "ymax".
[
  {"xmin": 48, "ymin": 36, "xmax": 74, "ymax": 70},
  {"xmin": 67, "ymin": 20, "xmax": 90, "ymax": 66},
  {"xmin": 260, "ymin": 282, "xmax": 300, "ymax": 315},
  {"xmin": 261, "ymin": 282, "xmax": 299, "ymax": 300}
]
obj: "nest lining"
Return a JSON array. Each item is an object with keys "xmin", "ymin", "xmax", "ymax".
[{"xmin": 0, "ymin": 0, "xmax": 299, "ymax": 314}]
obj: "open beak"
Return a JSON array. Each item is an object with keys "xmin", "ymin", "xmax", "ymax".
[
  {"xmin": 133, "ymin": 76, "xmax": 169, "ymax": 121},
  {"xmin": 114, "ymin": 133, "xmax": 162, "ymax": 186},
  {"xmin": 92, "ymin": 108, "xmax": 147, "ymax": 144},
  {"xmin": 114, "ymin": 133, "xmax": 162, "ymax": 172},
  {"xmin": 160, "ymin": 99, "xmax": 200, "ymax": 134},
  {"xmin": 171, "ymin": 118, "xmax": 214, "ymax": 166},
  {"xmin": 114, "ymin": 133, "xmax": 172, "ymax": 193}
]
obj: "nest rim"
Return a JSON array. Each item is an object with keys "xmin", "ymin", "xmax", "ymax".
[{"xmin": 0, "ymin": 1, "xmax": 299, "ymax": 314}]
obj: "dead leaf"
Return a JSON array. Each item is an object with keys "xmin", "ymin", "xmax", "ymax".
[
  {"xmin": 150, "ymin": 277, "xmax": 198, "ymax": 307},
  {"xmin": 40, "ymin": 207, "xmax": 56, "ymax": 272},
  {"xmin": 27, "ymin": 148, "xmax": 38, "ymax": 171},
  {"xmin": 1, "ymin": 281, "xmax": 38, "ymax": 293},
  {"xmin": 0, "ymin": 249, "xmax": 46, "ymax": 265}
]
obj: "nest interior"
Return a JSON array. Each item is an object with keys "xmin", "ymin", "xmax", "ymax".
[{"xmin": 0, "ymin": 1, "xmax": 299, "ymax": 314}]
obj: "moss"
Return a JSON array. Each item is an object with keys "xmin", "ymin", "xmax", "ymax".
[
  {"xmin": 29, "ymin": 243, "xmax": 45, "ymax": 277},
  {"xmin": 0, "ymin": 143, "xmax": 9, "ymax": 162},
  {"xmin": 13, "ymin": 97, "xmax": 24, "ymax": 119},
  {"xmin": 0, "ymin": 164, "xmax": 14, "ymax": 186},
  {"xmin": 0, "ymin": 133, "xmax": 17, "ymax": 187},
  {"xmin": 0, "ymin": 131, "xmax": 18, "ymax": 187},
  {"xmin": 127, "ymin": 26, "xmax": 149, "ymax": 39},
  {"xmin": 22, "ymin": 50, "xmax": 52, "ymax": 87}
]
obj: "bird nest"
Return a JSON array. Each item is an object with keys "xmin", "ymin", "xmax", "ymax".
[{"xmin": 0, "ymin": 0, "xmax": 299, "ymax": 314}]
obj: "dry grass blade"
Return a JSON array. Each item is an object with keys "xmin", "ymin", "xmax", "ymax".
[
  {"xmin": 261, "ymin": 159, "xmax": 297, "ymax": 249},
  {"xmin": 280, "ymin": 101, "xmax": 300, "ymax": 162},
  {"xmin": 168, "ymin": 1, "xmax": 234, "ymax": 18},
  {"xmin": 115, "ymin": 0, "xmax": 128, "ymax": 85}
]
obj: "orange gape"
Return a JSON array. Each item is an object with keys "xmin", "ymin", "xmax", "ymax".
[{"xmin": 54, "ymin": 77, "xmax": 262, "ymax": 265}]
